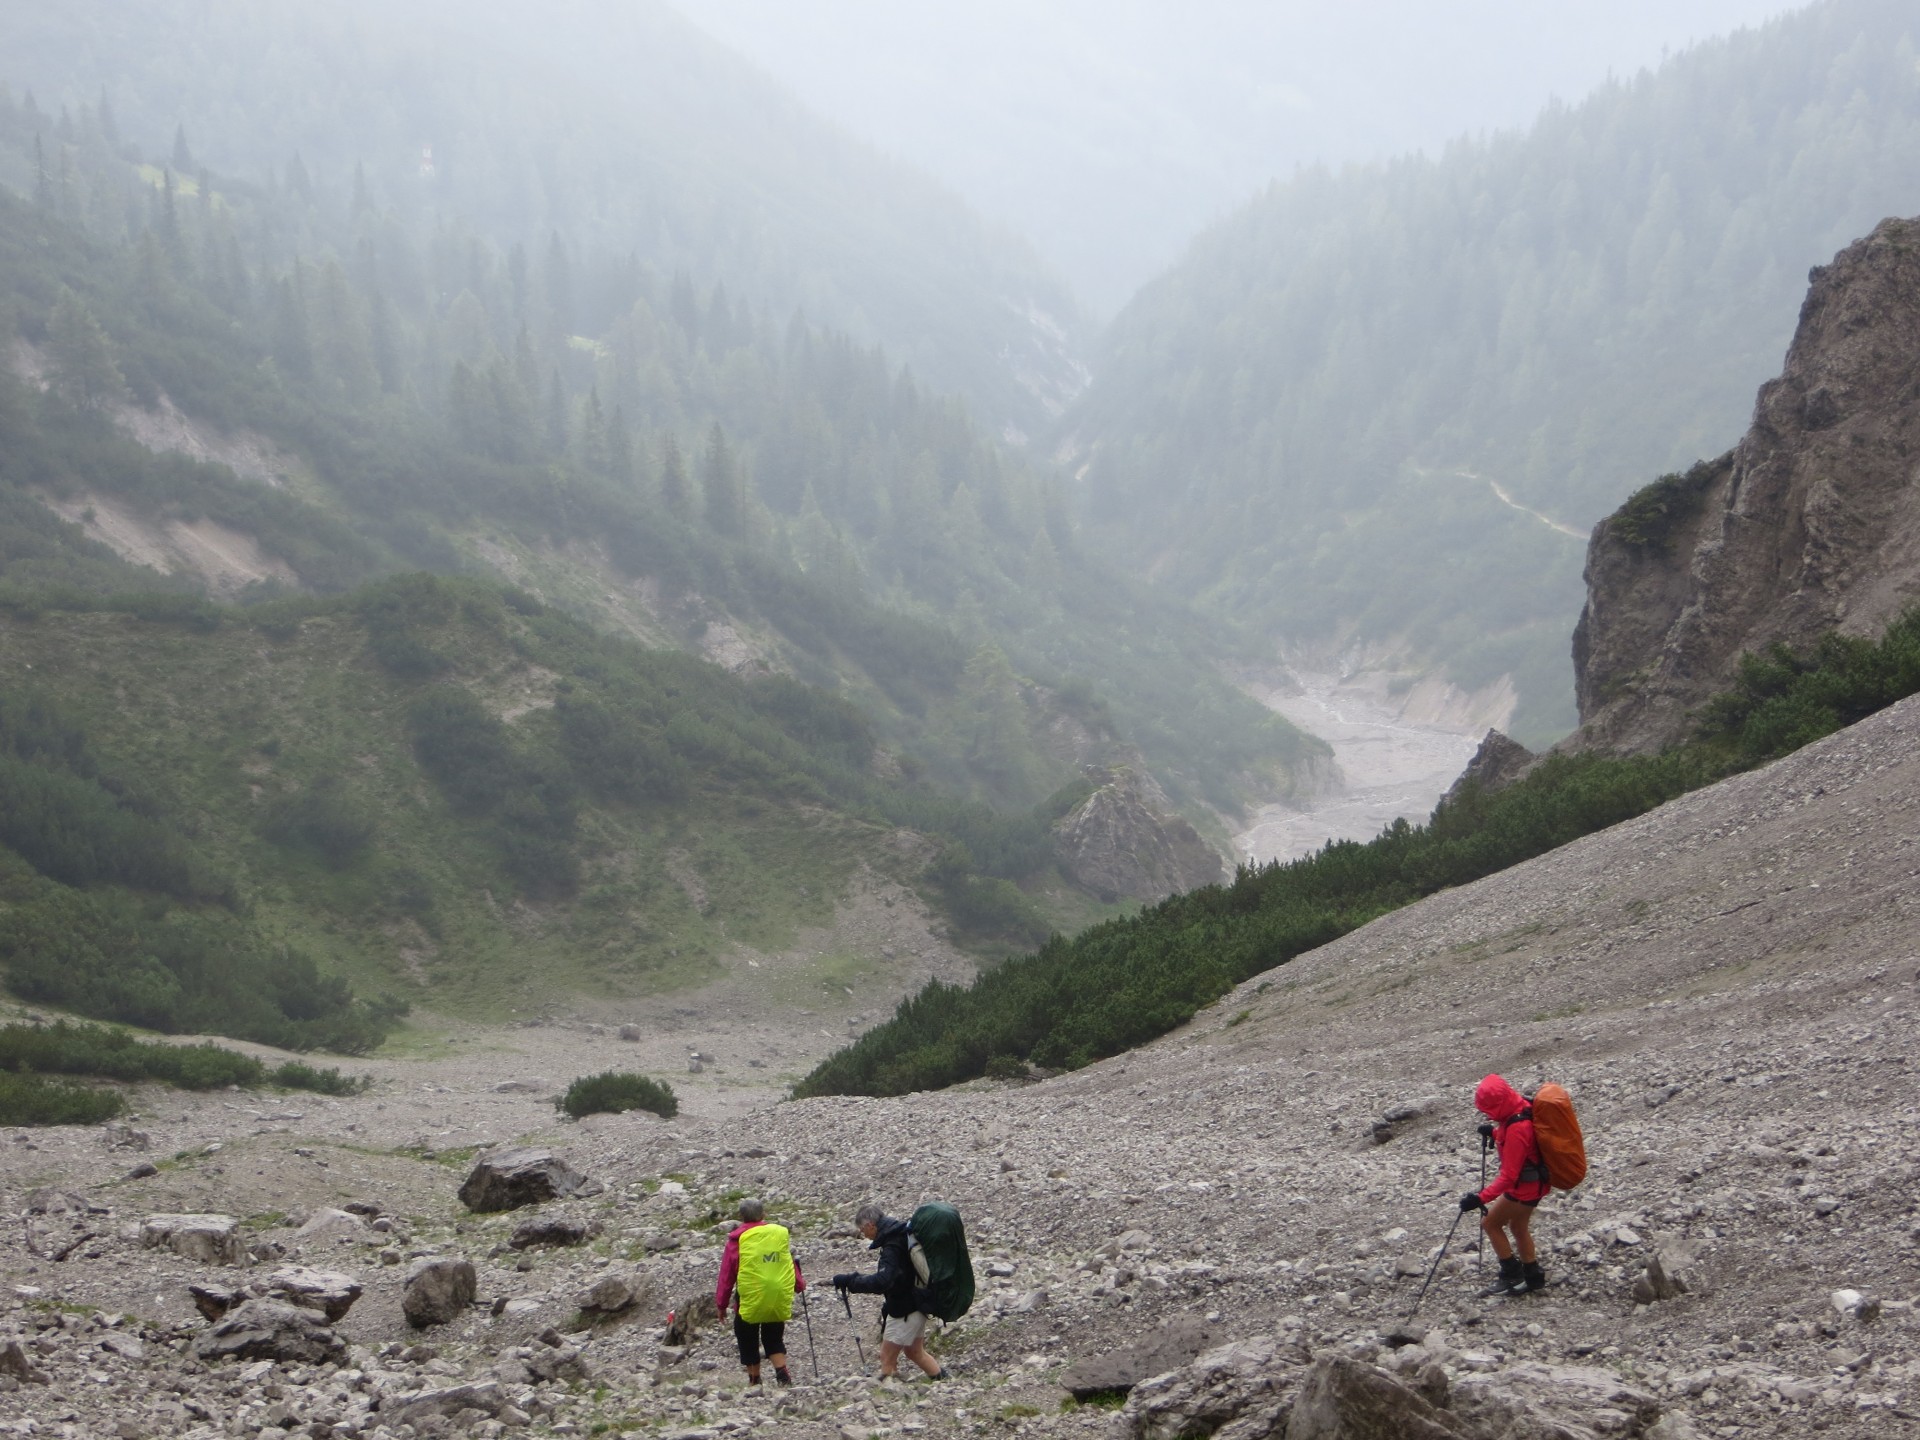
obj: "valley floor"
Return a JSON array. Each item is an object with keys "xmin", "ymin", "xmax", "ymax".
[{"xmin": 4, "ymin": 699, "xmax": 1920, "ymax": 1438}]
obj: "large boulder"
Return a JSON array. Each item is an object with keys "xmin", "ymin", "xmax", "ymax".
[
  {"xmin": 1060, "ymin": 1314, "xmax": 1224, "ymax": 1399},
  {"xmin": 1115, "ymin": 1335, "xmax": 1309, "ymax": 1439},
  {"xmin": 266, "ymin": 1266, "xmax": 363, "ymax": 1322},
  {"xmin": 577, "ymin": 1270, "xmax": 654, "ymax": 1317},
  {"xmin": 1286, "ymin": 1355, "xmax": 1463, "ymax": 1439},
  {"xmin": 1450, "ymin": 1362, "xmax": 1666, "ymax": 1439},
  {"xmin": 191, "ymin": 1298, "xmax": 348, "ymax": 1366},
  {"xmin": 457, "ymin": 1148, "xmax": 591, "ymax": 1212},
  {"xmin": 140, "ymin": 1213, "xmax": 244, "ymax": 1265},
  {"xmin": 403, "ymin": 1256, "xmax": 478, "ymax": 1328},
  {"xmin": 0, "ymin": 1338, "xmax": 50, "ymax": 1384},
  {"xmin": 382, "ymin": 1381, "xmax": 509, "ymax": 1429}
]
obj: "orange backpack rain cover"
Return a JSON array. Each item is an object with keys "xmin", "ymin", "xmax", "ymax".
[{"xmin": 1531, "ymin": 1082, "xmax": 1588, "ymax": 1189}]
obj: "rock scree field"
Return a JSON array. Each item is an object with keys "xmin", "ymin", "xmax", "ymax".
[{"xmin": 3, "ymin": 696, "xmax": 1919, "ymax": 1437}]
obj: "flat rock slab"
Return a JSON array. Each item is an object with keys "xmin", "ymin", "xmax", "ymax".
[
  {"xmin": 141, "ymin": 1213, "xmax": 244, "ymax": 1265},
  {"xmin": 191, "ymin": 1298, "xmax": 347, "ymax": 1366},
  {"xmin": 267, "ymin": 1265, "xmax": 363, "ymax": 1322},
  {"xmin": 1059, "ymin": 1314, "xmax": 1223, "ymax": 1397},
  {"xmin": 510, "ymin": 1216, "xmax": 595, "ymax": 1250},
  {"xmin": 384, "ymin": 1381, "xmax": 507, "ymax": 1428},
  {"xmin": 458, "ymin": 1147, "xmax": 591, "ymax": 1212}
]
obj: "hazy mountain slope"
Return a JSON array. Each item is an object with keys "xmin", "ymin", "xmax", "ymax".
[
  {"xmin": 0, "ymin": 99, "xmax": 1325, "ymax": 827},
  {"xmin": 0, "ymin": 0, "xmax": 1085, "ymax": 436},
  {"xmin": 1065, "ymin": 0, "xmax": 1920, "ymax": 743}
]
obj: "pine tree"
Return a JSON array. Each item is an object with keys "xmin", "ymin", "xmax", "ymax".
[
  {"xmin": 544, "ymin": 370, "xmax": 567, "ymax": 454},
  {"xmin": 608, "ymin": 405, "xmax": 635, "ymax": 487},
  {"xmin": 46, "ymin": 287, "xmax": 125, "ymax": 407},
  {"xmin": 576, "ymin": 388, "xmax": 610, "ymax": 473},
  {"xmin": 32, "ymin": 134, "xmax": 53, "ymax": 210},
  {"xmin": 171, "ymin": 123, "xmax": 193, "ymax": 173},
  {"xmin": 660, "ymin": 434, "xmax": 693, "ymax": 520},
  {"xmin": 702, "ymin": 422, "xmax": 742, "ymax": 535}
]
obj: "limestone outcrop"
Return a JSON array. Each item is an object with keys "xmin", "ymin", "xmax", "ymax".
[
  {"xmin": 1573, "ymin": 216, "xmax": 1920, "ymax": 754},
  {"xmin": 1052, "ymin": 766, "xmax": 1225, "ymax": 902}
]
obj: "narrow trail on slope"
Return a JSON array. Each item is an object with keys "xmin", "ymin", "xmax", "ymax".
[{"xmin": 1413, "ymin": 463, "xmax": 1592, "ymax": 540}]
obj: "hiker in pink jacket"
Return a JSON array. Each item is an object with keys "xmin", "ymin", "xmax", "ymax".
[{"xmin": 1460, "ymin": 1073, "xmax": 1549, "ymax": 1296}]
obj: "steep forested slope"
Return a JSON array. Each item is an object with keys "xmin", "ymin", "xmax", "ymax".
[
  {"xmin": 0, "ymin": 94, "xmax": 1321, "ymax": 824},
  {"xmin": 0, "ymin": 0, "xmax": 1085, "ymax": 436},
  {"xmin": 1065, "ymin": 0, "xmax": 1920, "ymax": 742},
  {"xmin": 0, "ymin": 573, "xmax": 1107, "ymax": 1048}
]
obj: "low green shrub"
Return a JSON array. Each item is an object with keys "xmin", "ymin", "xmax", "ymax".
[
  {"xmin": 558, "ymin": 1070, "xmax": 678, "ymax": 1120},
  {"xmin": 0, "ymin": 1021, "xmax": 264, "ymax": 1087},
  {"xmin": 0, "ymin": 1070, "xmax": 124, "ymax": 1126},
  {"xmin": 270, "ymin": 1061, "xmax": 371, "ymax": 1095}
]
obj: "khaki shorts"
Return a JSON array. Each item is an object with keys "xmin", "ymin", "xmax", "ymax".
[{"xmin": 882, "ymin": 1311, "xmax": 928, "ymax": 1347}]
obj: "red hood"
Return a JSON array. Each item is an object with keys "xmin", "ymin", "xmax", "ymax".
[{"xmin": 1475, "ymin": 1073, "xmax": 1528, "ymax": 1122}]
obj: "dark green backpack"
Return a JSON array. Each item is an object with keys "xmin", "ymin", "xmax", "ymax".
[{"xmin": 909, "ymin": 1202, "xmax": 975, "ymax": 1322}]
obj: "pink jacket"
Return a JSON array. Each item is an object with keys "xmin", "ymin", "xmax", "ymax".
[
  {"xmin": 715, "ymin": 1221, "xmax": 807, "ymax": 1315},
  {"xmin": 1475, "ymin": 1074, "xmax": 1549, "ymax": 1205}
]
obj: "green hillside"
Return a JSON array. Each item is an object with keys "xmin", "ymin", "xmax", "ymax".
[
  {"xmin": 0, "ymin": 0, "xmax": 1084, "ymax": 437},
  {"xmin": 0, "ymin": 573, "xmax": 1123, "ymax": 1048},
  {"xmin": 1064, "ymin": 0, "xmax": 1920, "ymax": 743}
]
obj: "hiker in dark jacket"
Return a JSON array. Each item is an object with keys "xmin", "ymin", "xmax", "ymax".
[
  {"xmin": 1460, "ymin": 1073, "xmax": 1550, "ymax": 1295},
  {"xmin": 831, "ymin": 1203, "xmax": 945, "ymax": 1381}
]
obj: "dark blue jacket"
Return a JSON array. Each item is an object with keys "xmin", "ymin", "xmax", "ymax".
[{"xmin": 838, "ymin": 1216, "xmax": 917, "ymax": 1318}]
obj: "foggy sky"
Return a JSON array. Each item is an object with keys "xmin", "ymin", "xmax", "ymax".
[{"xmin": 675, "ymin": 0, "xmax": 1800, "ymax": 315}]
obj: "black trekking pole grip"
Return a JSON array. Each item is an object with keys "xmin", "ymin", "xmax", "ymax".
[{"xmin": 1404, "ymin": 1206, "xmax": 1467, "ymax": 1325}]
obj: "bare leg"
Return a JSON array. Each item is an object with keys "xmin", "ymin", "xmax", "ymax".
[
  {"xmin": 878, "ymin": 1339, "xmax": 903, "ymax": 1378},
  {"xmin": 903, "ymin": 1337, "xmax": 943, "ymax": 1378},
  {"xmin": 1482, "ymin": 1196, "xmax": 1536, "ymax": 1262}
]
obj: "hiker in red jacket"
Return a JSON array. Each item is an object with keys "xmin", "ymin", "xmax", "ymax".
[
  {"xmin": 1460, "ymin": 1073, "xmax": 1549, "ymax": 1295},
  {"xmin": 715, "ymin": 1198, "xmax": 806, "ymax": 1387}
]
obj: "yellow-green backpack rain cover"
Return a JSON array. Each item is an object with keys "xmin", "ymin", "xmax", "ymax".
[{"xmin": 735, "ymin": 1223, "xmax": 797, "ymax": 1323}]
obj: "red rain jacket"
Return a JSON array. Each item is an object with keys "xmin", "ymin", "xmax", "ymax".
[{"xmin": 1475, "ymin": 1073, "xmax": 1549, "ymax": 1205}]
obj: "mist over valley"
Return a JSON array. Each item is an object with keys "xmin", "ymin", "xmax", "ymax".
[{"xmin": 1, "ymin": 6, "xmax": 1919, "ymax": 1437}]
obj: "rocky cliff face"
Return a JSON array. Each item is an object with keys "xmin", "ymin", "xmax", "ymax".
[
  {"xmin": 1051, "ymin": 766, "xmax": 1225, "ymax": 903},
  {"xmin": 1572, "ymin": 216, "xmax": 1920, "ymax": 753}
]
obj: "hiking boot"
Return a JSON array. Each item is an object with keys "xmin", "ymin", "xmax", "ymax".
[
  {"xmin": 1482, "ymin": 1257, "xmax": 1525, "ymax": 1297},
  {"xmin": 1520, "ymin": 1261, "xmax": 1547, "ymax": 1293}
]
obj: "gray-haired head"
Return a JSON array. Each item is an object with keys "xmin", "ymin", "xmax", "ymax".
[
  {"xmin": 737, "ymin": 1197, "xmax": 766, "ymax": 1223},
  {"xmin": 854, "ymin": 1202, "xmax": 885, "ymax": 1229}
]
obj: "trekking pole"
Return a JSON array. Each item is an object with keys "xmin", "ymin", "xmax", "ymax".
[
  {"xmin": 1403, "ymin": 1207, "xmax": 1468, "ymax": 1326},
  {"xmin": 800, "ymin": 1288, "xmax": 820, "ymax": 1381},
  {"xmin": 837, "ymin": 1286, "xmax": 867, "ymax": 1371},
  {"xmin": 1478, "ymin": 1130, "xmax": 1490, "ymax": 1271}
]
